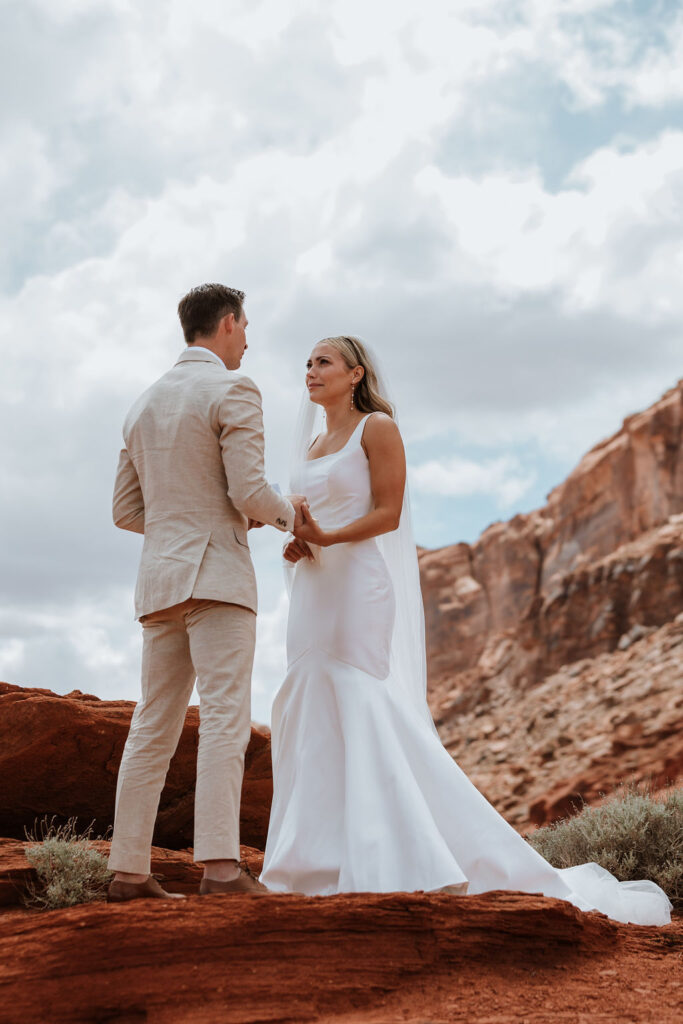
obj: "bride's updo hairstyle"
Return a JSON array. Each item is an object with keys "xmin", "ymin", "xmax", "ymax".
[{"xmin": 320, "ymin": 336, "xmax": 395, "ymax": 418}]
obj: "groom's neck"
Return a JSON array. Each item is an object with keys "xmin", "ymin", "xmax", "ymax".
[{"xmin": 188, "ymin": 341, "xmax": 227, "ymax": 368}]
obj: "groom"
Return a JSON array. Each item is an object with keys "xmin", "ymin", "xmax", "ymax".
[{"xmin": 107, "ymin": 283, "xmax": 304, "ymax": 901}]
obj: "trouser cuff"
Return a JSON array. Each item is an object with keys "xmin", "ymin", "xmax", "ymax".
[
  {"xmin": 107, "ymin": 839, "xmax": 151, "ymax": 876},
  {"xmin": 193, "ymin": 834, "xmax": 240, "ymax": 863}
]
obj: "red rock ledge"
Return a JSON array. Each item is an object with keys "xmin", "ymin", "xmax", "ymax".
[{"xmin": 0, "ymin": 889, "xmax": 680, "ymax": 1024}]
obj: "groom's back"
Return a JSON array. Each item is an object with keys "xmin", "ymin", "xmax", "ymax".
[
  {"xmin": 124, "ymin": 358, "xmax": 235, "ymax": 518},
  {"xmin": 119, "ymin": 349, "xmax": 260, "ymax": 616}
]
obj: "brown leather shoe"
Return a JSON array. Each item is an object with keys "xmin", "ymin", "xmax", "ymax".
[
  {"xmin": 199, "ymin": 869, "xmax": 270, "ymax": 896},
  {"xmin": 107, "ymin": 875, "xmax": 187, "ymax": 903}
]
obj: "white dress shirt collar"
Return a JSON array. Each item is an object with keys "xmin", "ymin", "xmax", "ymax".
[{"xmin": 186, "ymin": 345, "xmax": 225, "ymax": 367}]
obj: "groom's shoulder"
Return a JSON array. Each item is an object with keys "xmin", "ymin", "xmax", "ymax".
[{"xmin": 219, "ymin": 372, "xmax": 262, "ymax": 401}]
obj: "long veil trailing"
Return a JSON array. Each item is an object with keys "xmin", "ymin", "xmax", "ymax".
[{"xmin": 287, "ymin": 342, "xmax": 438, "ymax": 733}]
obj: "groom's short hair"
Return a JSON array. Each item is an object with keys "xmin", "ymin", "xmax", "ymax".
[{"xmin": 177, "ymin": 284, "xmax": 245, "ymax": 344}]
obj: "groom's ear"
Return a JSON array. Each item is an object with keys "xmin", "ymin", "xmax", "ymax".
[{"xmin": 222, "ymin": 311, "xmax": 236, "ymax": 334}]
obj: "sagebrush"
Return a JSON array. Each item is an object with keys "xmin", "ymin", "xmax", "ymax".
[
  {"xmin": 23, "ymin": 816, "xmax": 112, "ymax": 910},
  {"xmin": 526, "ymin": 782, "xmax": 682, "ymax": 907}
]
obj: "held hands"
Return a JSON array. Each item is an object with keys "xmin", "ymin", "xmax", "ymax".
[
  {"xmin": 248, "ymin": 495, "xmax": 307, "ymax": 532},
  {"xmin": 288, "ymin": 494, "xmax": 307, "ymax": 530},
  {"xmin": 293, "ymin": 502, "xmax": 330, "ymax": 547},
  {"xmin": 283, "ymin": 537, "xmax": 315, "ymax": 563},
  {"xmin": 284, "ymin": 500, "xmax": 329, "ymax": 562}
]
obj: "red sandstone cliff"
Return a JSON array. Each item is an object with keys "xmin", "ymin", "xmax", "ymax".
[{"xmin": 420, "ymin": 379, "xmax": 683, "ymax": 828}]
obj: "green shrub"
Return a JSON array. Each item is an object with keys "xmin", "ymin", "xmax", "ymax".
[
  {"xmin": 526, "ymin": 782, "xmax": 682, "ymax": 908},
  {"xmin": 23, "ymin": 816, "xmax": 112, "ymax": 910}
]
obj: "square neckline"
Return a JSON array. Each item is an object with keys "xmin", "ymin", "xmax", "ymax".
[{"xmin": 305, "ymin": 413, "xmax": 372, "ymax": 463}]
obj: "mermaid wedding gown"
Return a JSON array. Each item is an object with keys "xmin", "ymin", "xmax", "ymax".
[{"xmin": 260, "ymin": 415, "xmax": 672, "ymax": 926}]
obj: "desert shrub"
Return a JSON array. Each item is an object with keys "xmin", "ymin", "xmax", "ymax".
[
  {"xmin": 526, "ymin": 782, "xmax": 682, "ymax": 908},
  {"xmin": 23, "ymin": 816, "xmax": 112, "ymax": 910}
]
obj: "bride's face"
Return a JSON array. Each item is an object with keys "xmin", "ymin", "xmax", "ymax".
[{"xmin": 306, "ymin": 343, "xmax": 357, "ymax": 406}]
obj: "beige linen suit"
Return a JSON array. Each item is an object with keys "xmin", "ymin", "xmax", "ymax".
[{"xmin": 108, "ymin": 347, "xmax": 294, "ymax": 874}]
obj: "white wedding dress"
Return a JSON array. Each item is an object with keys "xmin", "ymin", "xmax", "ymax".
[{"xmin": 259, "ymin": 415, "xmax": 673, "ymax": 926}]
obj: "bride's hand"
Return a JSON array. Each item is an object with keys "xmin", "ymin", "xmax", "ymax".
[
  {"xmin": 293, "ymin": 503, "xmax": 330, "ymax": 547},
  {"xmin": 283, "ymin": 537, "xmax": 315, "ymax": 563}
]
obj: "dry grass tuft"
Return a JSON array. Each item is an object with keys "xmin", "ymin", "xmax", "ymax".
[
  {"xmin": 526, "ymin": 781, "xmax": 682, "ymax": 908},
  {"xmin": 23, "ymin": 816, "xmax": 112, "ymax": 910}
]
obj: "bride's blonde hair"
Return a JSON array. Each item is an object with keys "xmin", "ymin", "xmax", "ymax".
[{"xmin": 318, "ymin": 336, "xmax": 394, "ymax": 417}]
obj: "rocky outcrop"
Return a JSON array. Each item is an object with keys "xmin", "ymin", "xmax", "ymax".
[
  {"xmin": 0, "ymin": 683, "xmax": 273, "ymax": 849},
  {"xmin": 421, "ymin": 381, "xmax": 683, "ymax": 828},
  {"xmin": 0, "ymin": 884, "xmax": 680, "ymax": 1024},
  {"xmin": 0, "ymin": 838, "xmax": 265, "ymax": 906},
  {"xmin": 0, "ymin": 839, "xmax": 34, "ymax": 907},
  {"xmin": 421, "ymin": 380, "xmax": 683, "ymax": 692},
  {"xmin": 435, "ymin": 615, "xmax": 683, "ymax": 828}
]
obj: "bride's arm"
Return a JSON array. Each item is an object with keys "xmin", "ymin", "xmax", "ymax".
[{"xmin": 293, "ymin": 414, "xmax": 406, "ymax": 547}]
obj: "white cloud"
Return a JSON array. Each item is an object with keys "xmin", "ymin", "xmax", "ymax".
[
  {"xmin": 0, "ymin": 638, "xmax": 25, "ymax": 677},
  {"xmin": 624, "ymin": 16, "xmax": 683, "ymax": 107},
  {"xmin": 0, "ymin": 594, "xmax": 142, "ymax": 700},
  {"xmin": 411, "ymin": 454, "xmax": 536, "ymax": 507},
  {"xmin": 496, "ymin": 0, "xmax": 683, "ymax": 111},
  {"xmin": 415, "ymin": 130, "xmax": 683, "ymax": 322}
]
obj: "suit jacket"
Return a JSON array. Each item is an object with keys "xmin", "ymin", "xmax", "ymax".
[{"xmin": 113, "ymin": 348, "xmax": 295, "ymax": 618}]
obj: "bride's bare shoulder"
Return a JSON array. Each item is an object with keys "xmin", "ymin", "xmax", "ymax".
[
  {"xmin": 364, "ymin": 410, "xmax": 401, "ymax": 432},
  {"xmin": 362, "ymin": 411, "xmax": 404, "ymax": 451}
]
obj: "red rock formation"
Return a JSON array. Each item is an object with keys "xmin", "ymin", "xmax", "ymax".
[
  {"xmin": 435, "ymin": 616, "xmax": 683, "ymax": 828},
  {"xmin": 0, "ymin": 683, "xmax": 273, "ymax": 850},
  {"xmin": 421, "ymin": 380, "xmax": 683, "ymax": 691},
  {"xmin": 421, "ymin": 380, "xmax": 683, "ymax": 829},
  {"xmin": 0, "ymin": 887, "xmax": 679, "ymax": 1024},
  {"xmin": 0, "ymin": 839, "xmax": 34, "ymax": 908},
  {"xmin": 0, "ymin": 839, "xmax": 264, "ymax": 906}
]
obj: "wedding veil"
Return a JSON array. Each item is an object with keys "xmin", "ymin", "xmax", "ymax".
[{"xmin": 288, "ymin": 342, "xmax": 439, "ymax": 732}]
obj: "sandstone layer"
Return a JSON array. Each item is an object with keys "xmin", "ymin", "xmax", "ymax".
[
  {"xmin": 1, "ymin": 836, "xmax": 680, "ymax": 1023},
  {"xmin": 420, "ymin": 380, "xmax": 683, "ymax": 828},
  {"xmin": 2, "ymin": 887, "xmax": 681, "ymax": 1024},
  {"xmin": 0, "ymin": 683, "xmax": 273, "ymax": 849}
]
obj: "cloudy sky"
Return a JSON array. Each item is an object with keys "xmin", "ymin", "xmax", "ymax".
[{"xmin": 2, "ymin": 0, "xmax": 682, "ymax": 722}]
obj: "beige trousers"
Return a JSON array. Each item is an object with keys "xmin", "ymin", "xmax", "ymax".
[{"xmin": 108, "ymin": 598, "xmax": 256, "ymax": 875}]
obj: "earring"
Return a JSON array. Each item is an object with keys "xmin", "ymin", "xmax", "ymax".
[{"xmin": 350, "ymin": 383, "xmax": 356, "ymax": 409}]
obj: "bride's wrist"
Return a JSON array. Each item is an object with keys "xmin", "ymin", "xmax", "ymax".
[{"xmin": 321, "ymin": 529, "xmax": 337, "ymax": 547}]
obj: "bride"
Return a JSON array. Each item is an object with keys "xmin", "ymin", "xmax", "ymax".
[{"xmin": 258, "ymin": 335, "xmax": 672, "ymax": 926}]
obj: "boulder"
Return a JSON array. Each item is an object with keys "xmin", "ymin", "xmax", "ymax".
[{"xmin": 0, "ymin": 683, "xmax": 273, "ymax": 849}]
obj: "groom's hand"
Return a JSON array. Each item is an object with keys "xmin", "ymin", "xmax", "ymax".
[
  {"xmin": 293, "ymin": 502, "xmax": 328, "ymax": 546},
  {"xmin": 248, "ymin": 518, "xmax": 264, "ymax": 529},
  {"xmin": 288, "ymin": 494, "xmax": 307, "ymax": 530}
]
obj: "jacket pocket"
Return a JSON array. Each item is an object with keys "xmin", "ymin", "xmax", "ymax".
[{"xmin": 233, "ymin": 526, "xmax": 250, "ymax": 549}]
